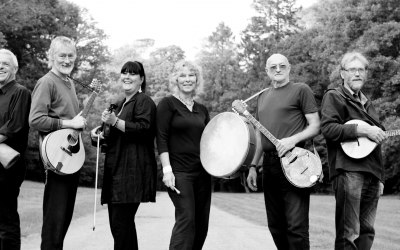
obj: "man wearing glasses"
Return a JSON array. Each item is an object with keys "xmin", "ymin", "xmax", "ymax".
[
  {"xmin": 321, "ymin": 51, "xmax": 385, "ymax": 249},
  {"xmin": 247, "ymin": 53, "xmax": 320, "ymax": 249}
]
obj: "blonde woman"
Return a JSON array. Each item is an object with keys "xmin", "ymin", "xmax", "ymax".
[{"xmin": 156, "ymin": 60, "xmax": 211, "ymax": 250}]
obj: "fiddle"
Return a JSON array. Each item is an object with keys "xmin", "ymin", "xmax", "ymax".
[{"xmin": 100, "ymin": 103, "xmax": 117, "ymax": 152}]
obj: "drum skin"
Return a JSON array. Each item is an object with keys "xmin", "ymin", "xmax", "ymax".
[{"xmin": 200, "ymin": 112, "xmax": 256, "ymax": 178}]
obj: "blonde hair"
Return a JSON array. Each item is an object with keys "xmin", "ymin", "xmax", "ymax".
[
  {"xmin": 169, "ymin": 60, "xmax": 204, "ymax": 97},
  {"xmin": 47, "ymin": 36, "xmax": 76, "ymax": 68}
]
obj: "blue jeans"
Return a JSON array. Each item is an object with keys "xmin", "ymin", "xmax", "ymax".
[
  {"xmin": 333, "ymin": 171, "xmax": 380, "ymax": 250},
  {"xmin": 262, "ymin": 155, "xmax": 310, "ymax": 250}
]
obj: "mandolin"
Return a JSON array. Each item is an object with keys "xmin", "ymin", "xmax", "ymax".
[
  {"xmin": 232, "ymin": 100, "xmax": 323, "ymax": 188},
  {"xmin": 40, "ymin": 79, "xmax": 102, "ymax": 175},
  {"xmin": 340, "ymin": 119, "xmax": 400, "ymax": 159}
]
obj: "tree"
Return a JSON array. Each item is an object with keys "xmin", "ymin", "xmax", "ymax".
[
  {"xmin": 197, "ymin": 22, "xmax": 244, "ymax": 116},
  {"xmin": 0, "ymin": 0, "xmax": 110, "ymax": 186},
  {"xmin": 239, "ymin": 0, "xmax": 302, "ymax": 76},
  {"xmin": 146, "ymin": 45, "xmax": 185, "ymax": 104}
]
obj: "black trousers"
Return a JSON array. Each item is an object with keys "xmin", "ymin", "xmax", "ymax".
[
  {"xmin": 262, "ymin": 154, "xmax": 311, "ymax": 250},
  {"xmin": 168, "ymin": 171, "xmax": 212, "ymax": 250},
  {"xmin": 40, "ymin": 170, "xmax": 79, "ymax": 250},
  {"xmin": 0, "ymin": 163, "xmax": 24, "ymax": 250},
  {"xmin": 108, "ymin": 203, "xmax": 140, "ymax": 250}
]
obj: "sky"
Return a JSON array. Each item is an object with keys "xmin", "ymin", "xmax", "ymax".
[{"xmin": 68, "ymin": 0, "xmax": 318, "ymax": 59}]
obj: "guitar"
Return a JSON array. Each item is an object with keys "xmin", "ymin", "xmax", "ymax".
[
  {"xmin": 40, "ymin": 79, "xmax": 102, "ymax": 175},
  {"xmin": 232, "ymin": 100, "xmax": 322, "ymax": 188},
  {"xmin": 341, "ymin": 119, "xmax": 399, "ymax": 159}
]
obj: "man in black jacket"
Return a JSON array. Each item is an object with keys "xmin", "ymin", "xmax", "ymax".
[{"xmin": 321, "ymin": 51, "xmax": 386, "ymax": 250}]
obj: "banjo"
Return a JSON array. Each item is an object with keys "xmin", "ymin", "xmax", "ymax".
[
  {"xmin": 232, "ymin": 100, "xmax": 322, "ymax": 188},
  {"xmin": 341, "ymin": 119, "xmax": 399, "ymax": 159}
]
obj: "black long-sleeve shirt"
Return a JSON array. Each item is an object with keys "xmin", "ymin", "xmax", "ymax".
[
  {"xmin": 0, "ymin": 80, "xmax": 31, "ymax": 154},
  {"xmin": 156, "ymin": 95, "xmax": 210, "ymax": 173}
]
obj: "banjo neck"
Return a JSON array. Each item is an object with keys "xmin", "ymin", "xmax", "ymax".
[
  {"xmin": 386, "ymin": 129, "xmax": 400, "ymax": 137},
  {"xmin": 241, "ymin": 110, "xmax": 296, "ymax": 160}
]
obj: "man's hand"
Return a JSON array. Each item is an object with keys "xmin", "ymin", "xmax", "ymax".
[
  {"xmin": 358, "ymin": 124, "xmax": 387, "ymax": 144},
  {"xmin": 62, "ymin": 111, "xmax": 87, "ymax": 129},
  {"xmin": 276, "ymin": 136, "xmax": 297, "ymax": 157},
  {"xmin": 247, "ymin": 167, "xmax": 258, "ymax": 191}
]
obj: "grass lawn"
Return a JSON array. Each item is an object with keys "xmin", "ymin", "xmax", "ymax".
[
  {"xmin": 18, "ymin": 180, "xmax": 106, "ymax": 238},
  {"xmin": 212, "ymin": 192, "xmax": 400, "ymax": 250}
]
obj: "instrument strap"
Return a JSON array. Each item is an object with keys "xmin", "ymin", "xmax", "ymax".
[
  {"xmin": 243, "ymin": 87, "xmax": 270, "ymax": 103},
  {"xmin": 334, "ymin": 89, "xmax": 384, "ymax": 130}
]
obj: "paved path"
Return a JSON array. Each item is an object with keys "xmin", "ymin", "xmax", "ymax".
[{"xmin": 22, "ymin": 192, "xmax": 275, "ymax": 250}]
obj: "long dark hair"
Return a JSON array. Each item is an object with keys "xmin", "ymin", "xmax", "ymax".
[{"xmin": 120, "ymin": 61, "xmax": 146, "ymax": 93}]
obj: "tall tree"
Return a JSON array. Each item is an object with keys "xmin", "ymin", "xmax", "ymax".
[
  {"xmin": 197, "ymin": 22, "xmax": 244, "ymax": 116},
  {"xmin": 146, "ymin": 45, "xmax": 185, "ymax": 103},
  {"xmin": 239, "ymin": 0, "xmax": 302, "ymax": 77}
]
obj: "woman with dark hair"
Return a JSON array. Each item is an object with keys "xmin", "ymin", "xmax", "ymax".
[{"xmin": 91, "ymin": 61, "xmax": 157, "ymax": 250}]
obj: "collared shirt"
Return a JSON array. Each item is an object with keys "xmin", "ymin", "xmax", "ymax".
[
  {"xmin": 0, "ymin": 80, "xmax": 31, "ymax": 153},
  {"xmin": 343, "ymin": 85, "xmax": 368, "ymax": 107}
]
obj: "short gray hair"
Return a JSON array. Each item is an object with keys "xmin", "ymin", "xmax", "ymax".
[
  {"xmin": 169, "ymin": 60, "xmax": 204, "ymax": 97},
  {"xmin": 340, "ymin": 51, "xmax": 369, "ymax": 70},
  {"xmin": 47, "ymin": 36, "xmax": 76, "ymax": 68},
  {"xmin": 0, "ymin": 49, "xmax": 18, "ymax": 68}
]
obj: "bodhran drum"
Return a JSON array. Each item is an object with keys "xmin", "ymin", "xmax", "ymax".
[{"xmin": 200, "ymin": 112, "xmax": 256, "ymax": 179}]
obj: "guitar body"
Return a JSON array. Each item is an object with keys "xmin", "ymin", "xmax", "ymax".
[
  {"xmin": 280, "ymin": 147, "xmax": 323, "ymax": 188},
  {"xmin": 340, "ymin": 120, "xmax": 377, "ymax": 159},
  {"xmin": 40, "ymin": 129, "xmax": 85, "ymax": 175}
]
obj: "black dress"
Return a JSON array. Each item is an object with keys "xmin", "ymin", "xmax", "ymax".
[{"xmin": 101, "ymin": 92, "xmax": 157, "ymax": 204}]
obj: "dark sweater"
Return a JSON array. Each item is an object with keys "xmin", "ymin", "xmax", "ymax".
[
  {"xmin": 321, "ymin": 85, "xmax": 384, "ymax": 181},
  {"xmin": 156, "ymin": 95, "xmax": 210, "ymax": 173}
]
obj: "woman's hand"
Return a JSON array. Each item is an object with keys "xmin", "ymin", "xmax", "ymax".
[
  {"xmin": 90, "ymin": 126, "xmax": 104, "ymax": 140},
  {"xmin": 101, "ymin": 109, "xmax": 117, "ymax": 126},
  {"xmin": 163, "ymin": 171, "xmax": 180, "ymax": 194},
  {"xmin": 163, "ymin": 171, "xmax": 175, "ymax": 188}
]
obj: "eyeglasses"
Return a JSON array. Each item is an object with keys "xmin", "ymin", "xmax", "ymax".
[
  {"xmin": 267, "ymin": 64, "xmax": 288, "ymax": 72},
  {"xmin": 343, "ymin": 68, "xmax": 367, "ymax": 74}
]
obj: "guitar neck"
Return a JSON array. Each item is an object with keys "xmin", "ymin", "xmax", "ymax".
[
  {"xmin": 70, "ymin": 92, "xmax": 97, "ymax": 139},
  {"xmin": 242, "ymin": 110, "xmax": 282, "ymax": 148},
  {"xmin": 81, "ymin": 92, "xmax": 98, "ymax": 118},
  {"xmin": 386, "ymin": 130, "xmax": 400, "ymax": 137}
]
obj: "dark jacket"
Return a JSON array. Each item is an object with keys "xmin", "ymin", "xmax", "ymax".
[
  {"xmin": 101, "ymin": 92, "xmax": 157, "ymax": 204},
  {"xmin": 320, "ymin": 84, "xmax": 384, "ymax": 181}
]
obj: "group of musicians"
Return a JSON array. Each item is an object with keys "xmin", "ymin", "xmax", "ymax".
[{"xmin": 0, "ymin": 35, "xmax": 386, "ymax": 250}]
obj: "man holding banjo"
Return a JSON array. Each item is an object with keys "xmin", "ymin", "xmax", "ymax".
[
  {"xmin": 246, "ymin": 53, "xmax": 320, "ymax": 250},
  {"xmin": 320, "ymin": 51, "xmax": 385, "ymax": 249},
  {"xmin": 0, "ymin": 49, "xmax": 31, "ymax": 250}
]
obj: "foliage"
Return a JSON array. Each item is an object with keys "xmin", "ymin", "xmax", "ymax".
[
  {"xmin": 146, "ymin": 45, "xmax": 185, "ymax": 104},
  {"xmin": 5, "ymin": 0, "xmax": 400, "ymax": 192},
  {"xmin": 196, "ymin": 22, "xmax": 245, "ymax": 116}
]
